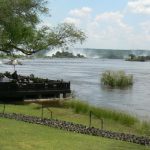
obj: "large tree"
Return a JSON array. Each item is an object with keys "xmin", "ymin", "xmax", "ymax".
[{"xmin": 0, "ymin": 0, "xmax": 86, "ymax": 55}]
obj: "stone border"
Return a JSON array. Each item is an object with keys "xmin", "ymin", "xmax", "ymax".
[{"xmin": 0, "ymin": 112, "xmax": 150, "ymax": 146}]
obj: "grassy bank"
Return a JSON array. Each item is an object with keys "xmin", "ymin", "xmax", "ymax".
[
  {"xmin": 64, "ymin": 100, "xmax": 137, "ymax": 126},
  {"xmin": 1, "ymin": 118, "xmax": 149, "ymax": 150},
  {"xmin": 63, "ymin": 100, "xmax": 150, "ymax": 136},
  {"xmin": 0, "ymin": 100, "xmax": 150, "ymax": 136}
]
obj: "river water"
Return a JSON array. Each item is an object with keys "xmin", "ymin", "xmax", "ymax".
[{"xmin": 0, "ymin": 58, "xmax": 150, "ymax": 119}]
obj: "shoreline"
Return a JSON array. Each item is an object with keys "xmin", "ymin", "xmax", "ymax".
[{"xmin": 1, "ymin": 99, "xmax": 150, "ymax": 137}]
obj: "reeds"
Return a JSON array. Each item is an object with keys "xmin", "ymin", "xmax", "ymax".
[
  {"xmin": 101, "ymin": 70, "xmax": 133, "ymax": 88},
  {"xmin": 138, "ymin": 121, "xmax": 150, "ymax": 136},
  {"xmin": 64, "ymin": 100, "xmax": 138, "ymax": 126}
]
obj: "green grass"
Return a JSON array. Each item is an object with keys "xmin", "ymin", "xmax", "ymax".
[
  {"xmin": 0, "ymin": 118, "xmax": 150, "ymax": 150},
  {"xmin": 101, "ymin": 70, "xmax": 133, "ymax": 88},
  {"xmin": 64, "ymin": 100, "xmax": 138, "ymax": 126},
  {"xmin": 0, "ymin": 102, "xmax": 150, "ymax": 136},
  {"xmin": 64, "ymin": 100, "xmax": 150, "ymax": 136}
]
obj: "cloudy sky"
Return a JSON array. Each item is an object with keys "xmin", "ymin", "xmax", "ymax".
[{"xmin": 43, "ymin": 0, "xmax": 150, "ymax": 50}]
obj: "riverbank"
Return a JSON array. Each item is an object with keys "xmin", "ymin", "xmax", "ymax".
[
  {"xmin": 0, "ymin": 100, "xmax": 150, "ymax": 149},
  {"xmin": 1, "ymin": 100, "xmax": 150, "ymax": 136}
]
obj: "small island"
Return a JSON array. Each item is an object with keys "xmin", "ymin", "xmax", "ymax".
[
  {"xmin": 52, "ymin": 51, "xmax": 85, "ymax": 58},
  {"xmin": 126, "ymin": 54, "xmax": 150, "ymax": 62}
]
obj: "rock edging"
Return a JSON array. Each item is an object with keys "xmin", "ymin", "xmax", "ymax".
[{"xmin": 0, "ymin": 112, "xmax": 150, "ymax": 146}]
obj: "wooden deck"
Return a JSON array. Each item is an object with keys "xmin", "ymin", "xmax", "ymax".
[{"xmin": 0, "ymin": 73, "xmax": 71, "ymax": 102}]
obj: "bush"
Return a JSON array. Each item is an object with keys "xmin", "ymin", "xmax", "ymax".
[{"xmin": 101, "ymin": 70, "xmax": 133, "ymax": 88}]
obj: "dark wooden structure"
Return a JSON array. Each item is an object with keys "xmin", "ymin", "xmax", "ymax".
[{"xmin": 0, "ymin": 72, "xmax": 71, "ymax": 102}]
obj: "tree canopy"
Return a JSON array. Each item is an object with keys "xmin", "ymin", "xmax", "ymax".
[{"xmin": 0, "ymin": 0, "xmax": 86, "ymax": 55}]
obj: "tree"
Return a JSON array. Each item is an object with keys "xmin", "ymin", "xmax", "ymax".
[{"xmin": 0, "ymin": 0, "xmax": 86, "ymax": 55}]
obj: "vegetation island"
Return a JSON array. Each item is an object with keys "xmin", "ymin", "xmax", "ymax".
[
  {"xmin": 52, "ymin": 51, "xmax": 85, "ymax": 58},
  {"xmin": 101, "ymin": 70, "xmax": 133, "ymax": 88},
  {"xmin": 126, "ymin": 54, "xmax": 150, "ymax": 62}
]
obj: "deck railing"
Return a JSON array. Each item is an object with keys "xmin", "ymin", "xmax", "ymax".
[{"xmin": 0, "ymin": 81, "xmax": 70, "ymax": 91}]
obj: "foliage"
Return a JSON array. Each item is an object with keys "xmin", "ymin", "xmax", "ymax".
[
  {"xmin": 52, "ymin": 51, "xmax": 85, "ymax": 58},
  {"xmin": 64, "ymin": 100, "xmax": 138, "ymax": 126},
  {"xmin": 1, "ymin": 71, "xmax": 63, "ymax": 84},
  {"xmin": 0, "ymin": 53, "xmax": 24, "ymax": 58},
  {"xmin": 126, "ymin": 54, "xmax": 150, "ymax": 62},
  {"xmin": 0, "ymin": 0, "xmax": 86, "ymax": 55},
  {"xmin": 101, "ymin": 70, "xmax": 133, "ymax": 88},
  {"xmin": 138, "ymin": 121, "xmax": 150, "ymax": 136}
]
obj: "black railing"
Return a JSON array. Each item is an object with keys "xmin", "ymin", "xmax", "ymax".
[{"xmin": 0, "ymin": 82, "xmax": 70, "ymax": 91}]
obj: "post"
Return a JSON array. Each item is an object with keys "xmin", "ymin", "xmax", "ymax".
[
  {"xmin": 47, "ymin": 108, "xmax": 53, "ymax": 119},
  {"xmin": 89, "ymin": 111, "xmax": 92, "ymax": 127},
  {"xmin": 63, "ymin": 93, "xmax": 66, "ymax": 98},
  {"xmin": 100, "ymin": 118, "xmax": 104, "ymax": 130},
  {"xmin": 3, "ymin": 103, "xmax": 5, "ymax": 114},
  {"xmin": 50, "ymin": 111, "xmax": 53, "ymax": 119},
  {"xmin": 41, "ymin": 103, "xmax": 44, "ymax": 120}
]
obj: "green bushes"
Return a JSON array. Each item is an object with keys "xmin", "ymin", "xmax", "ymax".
[
  {"xmin": 64, "ymin": 100, "xmax": 138, "ymax": 126},
  {"xmin": 101, "ymin": 70, "xmax": 133, "ymax": 88}
]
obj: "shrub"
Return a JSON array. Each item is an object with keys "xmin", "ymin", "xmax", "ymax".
[{"xmin": 101, "ymin": 70, "xmax": 133, "ymax": 88}]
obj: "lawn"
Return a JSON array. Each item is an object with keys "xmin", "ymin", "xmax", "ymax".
[{"xmin": 0, "ymin": 118, "xmax": 150, "ymax": 150}]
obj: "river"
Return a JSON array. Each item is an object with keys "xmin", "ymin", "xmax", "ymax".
[{"xmin": 0, "ymin": 58, "xmax": 150, "ymax": 119}]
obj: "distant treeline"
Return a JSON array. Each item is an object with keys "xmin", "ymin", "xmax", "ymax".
[
  {"xmin": 1, "ymin": 49, "xmax": 150, "ymax": 60},
  {"xmin": 51, "ymin": 51, "xmax": 85, "ymax": 58},
  {"xmin": 126, "ymin": 54, "xmax": 150, "ymax": 62}
]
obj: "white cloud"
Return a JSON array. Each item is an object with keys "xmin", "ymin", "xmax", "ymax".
[
  {"xmin": 63, "ymin": 17, "xmax": 80, "ymax": 26},
  {"xmin": 69, "ymin": 7, "xmax": 92, "ymax": 17},
  {"xmin": 84, "ymin": 18, "xmax": 150, "ymax": 49},
  {"xmin": 95, "ymin": 12, "xmax": 123, "ymax": 22},
  {"xmin": 140, "ymin": 21, "xmax": 150, "ymax": 33},
  {"xmin": 80, "ymin": 11, "xmax": 135, "ymax": 49},
  {"xmin": 127, "ymin": 0, "xmax": 150, "ymax": 14},
  {"xmin": 94, "ymin": 12, "xmax": 130, "ymax": 30},
  {"xmin": 64, "ymin": 6, "xmax": 150, "ymax": 49},
  {"xmin": 139, "ymin": 21, "xmax": 150, "ymax": 41},
  {"xmin": 94, "ymin": 12, "xmax": 132, "ymax": 34}
]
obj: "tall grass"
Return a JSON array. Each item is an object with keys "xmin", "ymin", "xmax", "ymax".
[
  {"xmin": 64, "ymin": 100, "xmax": 138, "ymax": 126},
  {"xmin": 138, "ymin": 121, "xmax": 150, "ymax": 136},
  {"xmin": 101, "ymin": 70, "xmax": 133, "ymax": 88}
]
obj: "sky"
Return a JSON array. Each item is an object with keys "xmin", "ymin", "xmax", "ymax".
[{"xmin": 42, "ymin": 0, "xmax": 150, "ymax": 50}]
